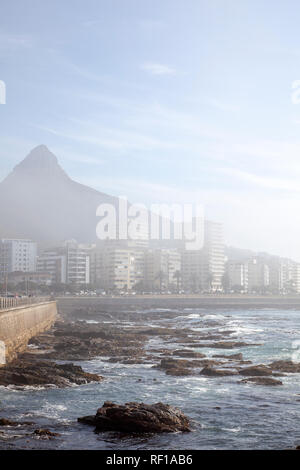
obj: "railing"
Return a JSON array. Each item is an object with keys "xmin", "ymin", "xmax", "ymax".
[{"xmin": 0, "ymin": 296, "xmax": 52, "ymax": 311}]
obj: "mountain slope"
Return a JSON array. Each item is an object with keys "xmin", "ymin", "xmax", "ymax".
[{"xmin": 0, "ymin": 145, "xmax": 117, "ymax": 243}]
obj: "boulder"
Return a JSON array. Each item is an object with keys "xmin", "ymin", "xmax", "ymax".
[
  {"xmin": 213, "ymin": 353, "xmax": 243, "ymax": 360},
  {"xmin": 0, "ymin": 360, "xmax": 103, "ymax": 387},
  {"xmin": 78, "ymin": 401, "xmax": 191, "ymax": 433},
  {"xmin": 34, "ymin": 429, "xmax": 60, "ymax": 438},
  {"xmin": 240, "ymin": 377, "xmax": 283, "ymax": 386},
  {"xmin": 200, "ymin": 366, "xmax": 238, "ymax": 377},
  {"xmin": 0, "ymin": 418, "xmax": 34, "ymax": 426},
  {"xmin": 172, "ymin": 350, "xmax": 206, "ymax": 358},
  {"xmin": 269, "ymin": 360, "xmax": 300, "ymax": 373},
  {"xmin": 239, "ymin": 365, "xmax": 273, "ymax": 376}
]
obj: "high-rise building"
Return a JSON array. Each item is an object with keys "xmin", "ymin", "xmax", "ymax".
[
  {"xmin": 181, "ymin": 220, "xmax": 225, "ymax": 292},
  {"xmin": 37, "ymin": 251, "xmax": 67, "ymax": 284},
  {"xmin": 227, "ymin": 262, "xmax": 248, "ymax": 291},
  {"xmin": 247, "ymin": 258, "xmax": 270, "ymax": 292},
  {"xmin": 144, "ymin": 249, "xmax": 181, "ymax": 291},
  {"xmin": 0, "ymin": 239, "xmax": 37, "ymax": 279},
  {"xmin": 65, "ymin": 240, "xmax": 91, "ymax": 285},
  {"xmin": 90, "ymin": 245, "xmax": 145, "ymax": 291}
]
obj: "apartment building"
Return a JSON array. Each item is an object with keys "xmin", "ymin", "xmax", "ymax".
[
  {"xmin": 227, "ymin": 261, "xmax": 248, "ymax": 291},
  {"xmin": 37, "ymin": 250, "xmax": 67, "ymax": 284},
  {"xmin": 181, "ymin": 220, "xmax": 225, "ymax": 292},
  {"xmin": 0, "ymin": 239, "xmax": 37, "ymax": 279},
  {"xmin": 90, "ymin": 245, "xmax": 146, "ymax": 291},
  {"xmin": 144, "ymin": 249, "xmax": 181, "ymax": 291}
]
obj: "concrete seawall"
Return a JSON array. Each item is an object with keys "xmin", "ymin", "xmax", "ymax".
[{"xmin": 0, "ymin": 301, "xmax": 57, "ymax": 364}]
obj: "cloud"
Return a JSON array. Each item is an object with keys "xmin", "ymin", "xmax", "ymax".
[
  {"xmin": 219, "ymin": 167, "xmax": 300, "ymax": 193},
  {"xmin": 141, "ymin": 62, "xmax": 176, "ymax": 76},
  {"xmin": 0, "ymin": 31, "xmax": 33, "ymax": 50},
  {"xmin": 207, "ymin": 98, "xmax": 240, "ymax": 113}
]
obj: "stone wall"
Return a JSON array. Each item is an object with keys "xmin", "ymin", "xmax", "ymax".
[{"xmin": 0, "ymin": 301, "xmax": 57, "ymax": 364}]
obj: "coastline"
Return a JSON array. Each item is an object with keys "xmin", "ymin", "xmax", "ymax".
[{"xmin": 1, "ymin": 298, "xmax": 300, "ymax": 449}]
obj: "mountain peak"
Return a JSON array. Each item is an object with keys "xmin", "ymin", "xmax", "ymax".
[
  {"xmin": 10, "ymin": 145, "xmax": 68, "ymax": 180},
  {"xmin": 15, "ymin": 145, "xmax": 58, "ymax": 169}
]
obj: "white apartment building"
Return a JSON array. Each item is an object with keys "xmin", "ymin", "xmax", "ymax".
[
  {"xmin": 247, "ymin": 258, "xmax": 270, "ymax": 292},
  {"xmin": 65, "ymin": 240, "xmax": 91, "ymax": 285},
  {"xmin": 182, "ymin": 220, "xmax": 225, "ymax": 292},
  {"xmin": 37, "ymin": 251, "xmax": 67, "ymax": 284},
  {"xmin": 90, "ymin": 246, "xmax": 146, "ymax": 291},
  {"xmin": 227, "ymin": 262, "xmax": 248, "ymax": 291},
  {"xmin": 144, "ymin": 249, "xmax": 181, "ymax": 291},
  {"xmin": 0, "ymin": 239, "xmax": 37, "ymax": 278}
]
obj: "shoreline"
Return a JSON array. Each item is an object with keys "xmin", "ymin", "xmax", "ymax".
[{"xmin": 1, "ymin": 299, "xmax": 300, "ymax": 449}]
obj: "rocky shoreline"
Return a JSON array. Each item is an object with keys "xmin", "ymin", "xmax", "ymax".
[
  {"xmin": 1, "ymin": 305, "xmax": 300, "ymax": 444},
  {"xmin": 1, "ymin": 306, "xmax": 299, "ymax": 388}
]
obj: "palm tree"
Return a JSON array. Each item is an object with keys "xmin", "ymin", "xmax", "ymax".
[
  {"xmin": 221, "ymin": 272, "xmax": 230, "ymax": 293},
  {"xmin": 173, "ymin": 270, "xmax": 181, "ymax": 293},
  {"xmin": 155, "ymin": 270, "xmax": 165, "ymax": 293},
  {"xmin": 206, "ymin": 272, "xmax": 214, "ymax": 291}
]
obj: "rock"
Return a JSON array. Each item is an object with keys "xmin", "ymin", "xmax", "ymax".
[
  {"xmin": 213, "ymin": 353, "xmax": 243, "ymax": 360},
  {"xmin": 0, "ymin": 418, "xmax": 34, "ymax": 426},
  {"xmin": 200, "ymin": 366, "xmax": 238, "ymax": 377},
  {"xmin": 240, "ymin": 377, "xmax": 283, "ymax": 386},
  {"xmin": 0, "ymin": 359, "xmax": 103, "ymax": 387},
  {"xmin": 78, "ymin": 401, "xmax": 191, "ymax": 433},
  {"xmin": 172, "ymin": 350, "xmax": 206, "ymax": 358},
  {"xmin": 34, "ymin": 428, "xmax": 60, "ymax": 438},
  {"xmin": 239, "ymin": 365, "xmax": 273, "ymax": 376},
  {"xmin": 156, "ymin": 358, "xmax": 222, "ymax": 373},
  {"xmin": 78, "ymin": 415, "xmax": 96, "ymax": 426},
  {"xmin": 209, "ymin": 341, "xmax": 258, "ymax": 349},
  {"xmin": 269, "ymin": 360, "xmax": 300, "ymax": 373}
]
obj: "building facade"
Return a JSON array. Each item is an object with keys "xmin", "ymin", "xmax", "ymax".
[
  {"xmin": 0, "ymin": 239, "xmax": 37, "ymax": 279},
  {"xmin": 181, "ymin": 220, "xmax": 225, "ymax": 292}
]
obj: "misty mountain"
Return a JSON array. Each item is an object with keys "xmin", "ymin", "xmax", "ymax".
[{"xmin": 0, "ymin": 145, "xmax": 118, "ymax": 243}]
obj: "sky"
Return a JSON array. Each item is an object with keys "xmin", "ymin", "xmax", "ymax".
[{"xmin": 1, "ymin": 0, "xmax": 300, "ymax": 259}]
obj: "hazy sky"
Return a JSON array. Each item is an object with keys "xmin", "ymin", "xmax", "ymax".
[{"xmin": 1, "ymin": 0, "xmax": 300, "ymax": 259}]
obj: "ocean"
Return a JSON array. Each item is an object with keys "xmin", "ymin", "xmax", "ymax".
[{"xmin": 0, "ymin": 302, "xmax": 300, "ymax": 450}]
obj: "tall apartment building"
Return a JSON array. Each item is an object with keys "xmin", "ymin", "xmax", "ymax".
[
  {"xmin": 144, "ymin": 249, "xmax": 181, "ymax": 291},
  {"xmin": 247, "ymin": 258, "xmax": 270, "ymax": 292},
  {"xmin": 90, "ymin": 245, "xmax": 145, "ymax": 291},
  {"xmin": 65, "ymin": 240, "xmax": 91, "ymax": 285},
  {"xmin": 0, "ymin": 239, "xmax": 37, "ymax": 279},
  {"xmin": 227, "ymin": 261, "xmax": 248, "ymax": 291},
  {"xmin": 293, "ymin": 264, "xmax": 300, "ymax": 294},
  {"xmin": 37, "ymin": 240, "xmax": 92, "ymax": 286},
  {"xmin": 37, "ymin": 251, "xmax": 67, "ymax": 284},
  {"xmin": 181, "ymin": 220, "xmax": 225, "ymax": 292}
]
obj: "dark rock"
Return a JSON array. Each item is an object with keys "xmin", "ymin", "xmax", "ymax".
[
  {"xmin": 213, "ymin": 353, "xmax": 243, "ymax": 360},
  {"xmin": 0, "ymin": 360, "xmax": 103, "ymax": 387},
  {"xmin": 0, "ymin": 418, "xmax": 34, "ymax": 426},
  {"xmin": 269, "ymin": 360, "xmax": 300, "ymax": 373},
  {"xmin": 200, "ymin": 366, "xmax": 238, "ymax": 377},
  {"xmin": 172, "ymin": 350, "xmax": 206, "ymax": 358},
  {"xmin": 240, "ymin": 377, "xmax": 283, "ymax": 386},
  {"xmin": 34, "ymin": 429, "xmax": 60, "ymax": 438},
  {"xmin": 78, "ymin": 401, "xmax": 191, "ymax": 433},
  {"xmin": 209, "ymin": 341, "xmax": 258, "ymax": 349},
  {"xmin": 78, "ymin": 415, "xmax": 96, "ymax": 426},
  {"xmin": 239, "ymin": 365, "xmax": 273, "ymax": 376}
]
